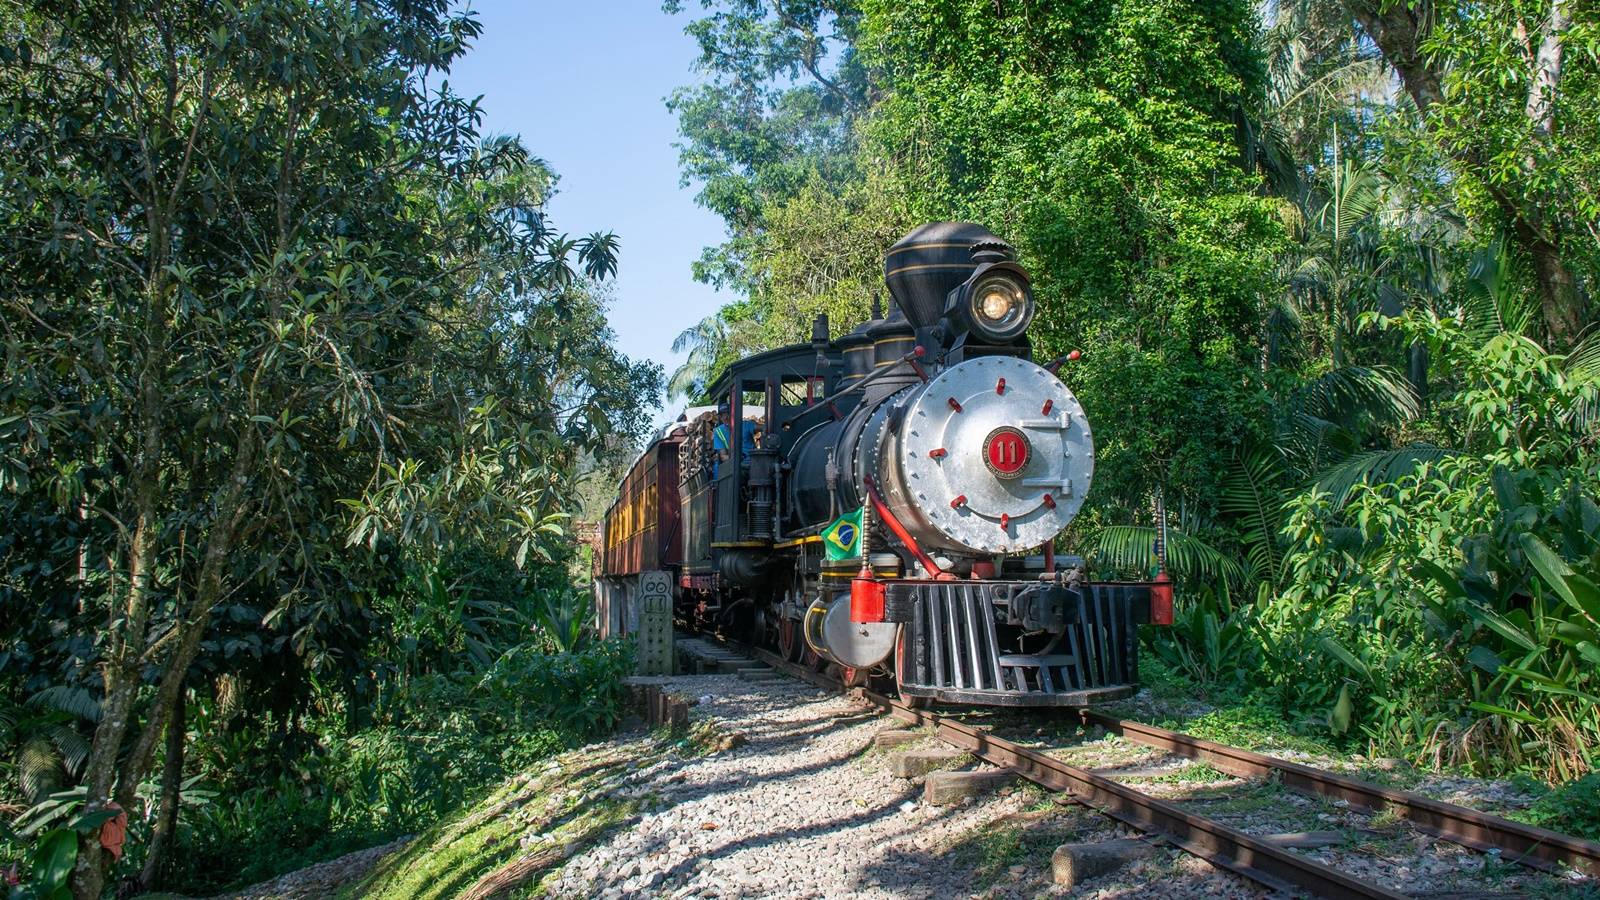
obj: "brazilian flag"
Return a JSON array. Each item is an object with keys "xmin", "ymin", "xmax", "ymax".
[{"xmin": 822, "ymin": 508, "xmax": 863, "ymax": 560}]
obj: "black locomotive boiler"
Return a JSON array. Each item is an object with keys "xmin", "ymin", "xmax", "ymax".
[{"xmin": 598, "ymin": 223, "xmax": 1172, "ymax": 706}]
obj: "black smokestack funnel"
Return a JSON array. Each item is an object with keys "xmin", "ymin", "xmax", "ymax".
[{"xmin": 883, "ymin": 222, "xmax": 1010, "ymax": 330}]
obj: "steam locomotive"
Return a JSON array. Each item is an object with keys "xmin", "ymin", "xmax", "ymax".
[{"xmin": 597, "ymin": 223, "xmax": 1171, "ymax": 707}]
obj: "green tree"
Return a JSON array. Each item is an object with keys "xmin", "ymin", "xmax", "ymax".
[
  {"xmin": 0, "ymin": 2, "xmax": 657, "ymax": 894},
  {"xmin": 856, "ymin": 0, "xmax": 1286, "ymax": 518},
  {"xmin": 1345, "ymin": 0, "xmax": 1598, "ymax": 345},
  {"xmin": 664, "ymin": 0, "xmax": 867, "ymax": 295}
]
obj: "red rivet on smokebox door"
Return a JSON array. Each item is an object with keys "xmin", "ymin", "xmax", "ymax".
[
  {"xmin": 947, "ymin": 397, "xmax": 963, "ymax": 413},
  {"xmin": 1041, "ymin": 399, "xmax": 1053, "ymax": 415},
  {"xmin": 1043, "ymin": 493, "xmax": 1056, "ymax": 509},
  {"xmin": 929, "ymin": 448, "xmax": 948, "ymax": 460},
  {"xmin": 996, "ymin": 377, "xmax": 1006, "ymax": 395},
  {"xmin": 950, "ymin": 494, "xmax": 967, "ymax": 509},
  {"xmin": 999, "ymin": 513, "xmax": 1010, "ymax": 530}
]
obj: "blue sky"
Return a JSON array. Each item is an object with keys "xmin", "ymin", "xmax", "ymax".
[{"xmin": 448, "ymin": 1, "xmax": 729, "ymax": 422}]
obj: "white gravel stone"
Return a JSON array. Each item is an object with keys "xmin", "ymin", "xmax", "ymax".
[{"xmin": 545, "ymin": 671, "xmax": 1263, "ymax": 899}]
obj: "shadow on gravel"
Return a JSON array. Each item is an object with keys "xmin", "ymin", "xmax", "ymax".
[
  {"xmin": 642, "ymin": 788, "xmax": 927, "ymax": 888},
  {"xmin": 632, "ymin": 747, "xmax": 893, "ymax": 824}
]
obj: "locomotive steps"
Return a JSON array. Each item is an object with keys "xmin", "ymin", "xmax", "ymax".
[{"xmin": 675, "ymin": 637, "xmax": 779, "ymax": 680}]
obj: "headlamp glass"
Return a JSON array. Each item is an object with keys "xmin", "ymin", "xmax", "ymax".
[
  {"xmin": 967, "ymin": 273, "xmax": 1031, "ymax": 339},
  {"xmin": 979, "ymin": 285, "xmax": 1015, "ymax": 321}
]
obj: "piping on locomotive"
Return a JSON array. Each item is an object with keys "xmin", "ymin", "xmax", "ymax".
[{"xmin": 597, "ymin": 222, "xmax": 1174, "ymax": 707}]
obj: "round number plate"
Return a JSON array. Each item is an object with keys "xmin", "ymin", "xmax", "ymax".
[{"xmin": 983, "ymin": 426, "xmax": 1031, "ymax": 479}]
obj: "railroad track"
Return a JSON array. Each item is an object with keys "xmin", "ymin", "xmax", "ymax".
[{"xmin": 686, "ymin": 635, "xmax": 1599, "ymax": 899}]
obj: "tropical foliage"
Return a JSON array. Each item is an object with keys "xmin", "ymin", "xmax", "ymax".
[
  {"xmin": 0, "ymin": 1, "xmax": 658, "ymax": 895},
  {"xmin": 665, "ymin": 0, "xmax": 1599, "ymax": 781}
]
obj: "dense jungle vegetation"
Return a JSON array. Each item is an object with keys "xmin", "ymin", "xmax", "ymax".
[
  {"xmin": 664, "ymin": 0, "xmax": 1600, "ymax": 798},
  {"xmin": 0, "ymin": 0, "xmax": 1597, "ymax": 897},
  {"xmin": 0, "ymin": 1, "xmax": 659, "ymax": 896}
]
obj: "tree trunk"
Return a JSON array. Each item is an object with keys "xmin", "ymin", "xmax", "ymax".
[
  {"xmin": 72, "ymin": 406, "xmax": 164, "ymax": 896},
  {"xmin": 116, "ymin": 429, "xmax": 257, "ymax": 813},
  {"xmin": 75, "ymin": 430, "xmax": 255, "ymax": 899},
  {"xmin": 1408, "ymin": 339, "xmax": 1429, "ymax": 406},
  {"xmin": 1520, "ymin": 218, "xmax": 1584, "ymax": 345},
  {"xmin": 1346, "ymin": 0, "xmax": 1588, "ymax": 346},
  {"xmin": 138, "ymin": 691, "xmax": 186, "ymax": 890}
]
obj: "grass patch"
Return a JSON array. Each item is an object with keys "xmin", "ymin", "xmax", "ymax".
[
  {"xmin": 353, "ymin": 744, "xmax": 648, "ymax": 900},
  {"xmin": 1145, "ymin": 762, "xmax": 1231, "ymax": 785},
  {"xmin": 1153, "ymin": 705, "xmax": 1339, "ymax": 757},
  {"xmin": 671, "ymin": 720, "xmax": 746, "ymax": 757},
  {"xmin": 1508, "ymin": 773, "xmax": 1600, "ymax": 842},
  {"xmin": 1181, "ymin": 781, "xmax": 1285, "ymax": 815},
  {"xmin": 940, "ymin": 808, "xmax": 1084, "ymax": 883}
]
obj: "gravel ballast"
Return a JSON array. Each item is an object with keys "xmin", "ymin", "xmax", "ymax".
[{"xmin": 547, "ymin": 672, "xmax": 1258, "ymax": 899}]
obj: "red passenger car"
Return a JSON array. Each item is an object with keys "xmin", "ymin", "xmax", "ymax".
[{"xmin": 596, "ymin": 424, "xmax": 685, "ymax": 636}]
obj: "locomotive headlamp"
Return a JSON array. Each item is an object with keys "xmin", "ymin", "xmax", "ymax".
[
  {"xmin": 951, "ymin": 265, "xmax": 1034, "ymax": 342},
  {"xmin": 974, "ymin": 276, "xmax": 1027, "ymax": 331}
]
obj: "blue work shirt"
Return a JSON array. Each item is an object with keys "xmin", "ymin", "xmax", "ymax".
[
  {"xmin": 739, "ymin": 420, "xmax": 756, "ymax": 459},
  {"xmin": 712, "ymin": 422, "xmax": 729, "ymax": 477}
]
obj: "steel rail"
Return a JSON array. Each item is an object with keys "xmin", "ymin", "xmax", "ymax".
[
  {"xmin": 746, "ymin": 646, "xmax": 1405, "ymax": 899},
  {"xmin": 1081, "ymin": 711, "xmax": 1600, "ymax": 877}
]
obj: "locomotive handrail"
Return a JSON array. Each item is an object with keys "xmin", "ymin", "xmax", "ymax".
[
  {"xmin": 862, "ymin": 475, "xmax": 952, "ymax": 580},
  {"xmin": 782, "ymin": 345, "xmax": 929, "ymax": 429}
]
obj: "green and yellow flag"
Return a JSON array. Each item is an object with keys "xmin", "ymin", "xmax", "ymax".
[{"xmin": 822, "ymin": 508, "xmax": 863, "ymax": 560}]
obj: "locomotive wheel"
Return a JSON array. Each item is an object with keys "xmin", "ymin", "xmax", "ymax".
[
  {"xmin": 802, "ymin": 645, "xmax": 825, "ymax": 672},
  {"xmin": 836, "ymin": 664, "xmax": 868, "ymax": 688},
  {"xmin": 778, "ymin": 617, "xmax": 799, "ymax": 662}
]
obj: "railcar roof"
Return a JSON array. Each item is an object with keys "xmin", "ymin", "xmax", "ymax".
[{"xmin": 706, "ymin": 342, "xmax": 834, "ymax": 396}]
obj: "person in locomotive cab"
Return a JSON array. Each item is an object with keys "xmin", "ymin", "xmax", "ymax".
[
  {"xmin": 711, "ymin": 404, "xmax": 730, "ymax": 472},
  {"xmin": 713, "ymin": 402, "xmax": 756, "ymax": 468}
]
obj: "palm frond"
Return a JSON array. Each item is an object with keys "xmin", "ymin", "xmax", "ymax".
[
  {"xmin": 27, "ymin": 685, "xmax": 102, "ymax": 723},
  {"xmin": 1312, "ymin": 445, "xmax": 1457, "ymax": 509},
  {"xmin": 1324, "ymin": 160, "xmax": 1381, "ymax": 241},
  {"xmin": 1280, "ymin": 412, "xmax": 1360, "ymax": 474},
  {"xmin": 45, "ymin": 723, "xmax": 89, "ymax": 776},
  {"xmin": 1564, "ymin": 327, "xmax": 1600, "ymax": 432},
  {"xmin": 1461, "ymin": 237, "xmax": 1533, "ymax": 337},
  {"xmin": 1218, "ymin": 447, "xmax": 1288, "ymax": 586},
  {"xmin": 1566, "ymin": 327, "xmax": 1600, "ymax": 380},
  {"xmin": 670, "ymin": 316, "xmax": 718, "ymax": 356},
  {"xmin": 18, "ymin": 736, "xmax": 63, "ymax": 804},
  {"xmin": 1287, "ymin": 364, "xmax": 1419, "ymax": 432},
  {"xmin": 1090, "ymin": 525, "xmax": 1248, "ymax": 589}
]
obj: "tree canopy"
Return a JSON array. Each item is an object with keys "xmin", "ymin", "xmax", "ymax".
[
  {"xmin": 0, "ymin": 2, "xmax": 658, "ymax": 894},
  {"xmin": 666, "ymin": 0, "xmax": 1600, "ymax": 781}
]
